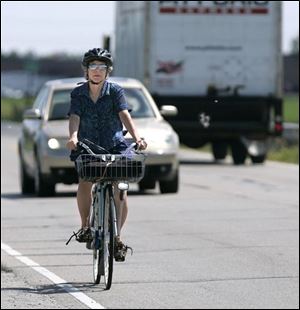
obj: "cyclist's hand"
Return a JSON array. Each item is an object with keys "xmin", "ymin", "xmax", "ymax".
[
  {"xmin": 66, "ymin": 136, "xmax": 78, "ymax": 151},
  {"xmin": 136, "ymin": 138, "xmax": 147, "ymax": 151}
]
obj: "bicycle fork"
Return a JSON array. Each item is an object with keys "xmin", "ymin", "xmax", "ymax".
[
  {"xmin": 112, "ymin": 182, "xmax": 129, "ymax": 240},
  {"xmin": 109, "ymin": 186, "xmax": 119, "ymax": 242}
]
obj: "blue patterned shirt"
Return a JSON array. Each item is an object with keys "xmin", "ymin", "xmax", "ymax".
[{"xmin": 68, "ymin": 80, "xmax": 129, "ymax": 151}]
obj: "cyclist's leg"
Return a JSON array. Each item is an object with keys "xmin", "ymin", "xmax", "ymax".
[
  {"xmin": 113, "ymin": 185, "xmax": 133, "ymax": 261},
  {"xmin": 113, "ymin": 186, "xmax": 128, "ymax": 239},
  {"xmin": 77, "ymin": 179, "xmax": 93, "ymax": 228}
]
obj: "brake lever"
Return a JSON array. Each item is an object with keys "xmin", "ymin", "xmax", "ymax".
[{"xmin": 77, "ymin": 141, "xmax": 95, "ymax": 155}]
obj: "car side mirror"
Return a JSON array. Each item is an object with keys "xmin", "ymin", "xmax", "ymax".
[
  {"xmin": 160, "ymin": 105, "xmax": 178, "ymax": 117},
  {"xmin": 23, "ymin": 108, "xmax": 42, "ymax": 119}
]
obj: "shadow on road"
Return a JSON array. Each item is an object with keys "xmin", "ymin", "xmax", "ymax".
[
  {"xmin": 1, "ymin": 190, "xmax": 158, "ymax": 200},
  {"xmin": 1, "ymin": 193, "xmax": 36, "ymax": 200},
  {"xmin": 179, "ymin": 159, "xmax": 230, "ymax": 165},
  {"xmin": 1, "ymin": 281, "xmax": 106, "ymax": 295},
  {"xmin": 1, "ymin": 192, "xmax": 76, "ymax": 200}
]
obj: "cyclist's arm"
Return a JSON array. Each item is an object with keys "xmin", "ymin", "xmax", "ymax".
[
  {"xmin": 67, "ymin": 114, "xmax": 80, "ymax": 150},
  {"xmin": 119, "ymin": 110, "xmax": 141, "ymax": 142},
  {"xmin": 119, "ymin": 110, "xmax": 147, "ymax": 150}
]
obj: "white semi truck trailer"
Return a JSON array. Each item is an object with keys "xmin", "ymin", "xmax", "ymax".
[{"xmin": 113, "ymin": 1, "xmax": 283, "ymax": 164}]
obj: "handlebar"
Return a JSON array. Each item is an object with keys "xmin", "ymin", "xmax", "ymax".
[
  {"xmin": 77, "ymin": 138, "xmax": 138, "ymax": 156},
  {"xmin": 77, "ymin": 139, "xmax": 108, "ymax": 155}
]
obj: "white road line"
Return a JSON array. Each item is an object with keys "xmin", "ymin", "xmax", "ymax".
[{"xmin": 1, "ymin": 241, "xmax": 105, "ymax": 309}]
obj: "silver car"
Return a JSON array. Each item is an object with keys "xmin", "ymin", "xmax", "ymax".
[{"xmin": 18, "ymin": 77, "xmax": 179, "ymax": 196}]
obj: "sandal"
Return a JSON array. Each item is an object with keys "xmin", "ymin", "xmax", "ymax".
[{"xmin": 114, "ymin": 239, "xmax": 133, "ymax": 262}]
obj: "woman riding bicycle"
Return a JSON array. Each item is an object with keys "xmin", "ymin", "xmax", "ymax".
[{"xmin": 66, "ymin": 48, "xmax": 147, "ymax": 261}]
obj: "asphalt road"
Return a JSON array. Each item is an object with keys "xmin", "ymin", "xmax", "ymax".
[{"xmin": 1, "ymin": 122, "xmax": 299, "ymax": 309}]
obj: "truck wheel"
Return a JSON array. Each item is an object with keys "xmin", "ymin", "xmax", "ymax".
[
  {"xmin": 212, "ymin": 142, "xmax": 228, "ymax": 160},
  {"xmin": 250, "ymin": 154, "xmax": 266, "ymax": 164},
  {"xmin": 231, "ymin": 140, "xmax": 247, "ymax": 165},
  {"xmin": 159, "ymin": 171, "xmax": 179, "ymax": 194}
]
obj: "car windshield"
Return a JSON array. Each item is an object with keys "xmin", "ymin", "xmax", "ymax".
[
  {"xmin": 48, "ymin": 90, "xmax": 71, "ymax": 120},
  {"xmin": 124, "ymin": 88, "xmax": 155, "ymax": 118},
  {"xmin": 48, "ymin": 87, "xmax": 155, "ymax": 120}
]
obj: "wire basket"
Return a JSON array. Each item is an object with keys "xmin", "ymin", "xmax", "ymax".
[{"xmin": 75, "ymin": 153, "xmax": 146, "ymax": 183}]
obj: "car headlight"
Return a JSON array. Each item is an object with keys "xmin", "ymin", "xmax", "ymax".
[
  {"xmin": 165, "ymin": 133, "xmax": 178, "ymax": 146},
  {"xmin": 48, "ymin": 138, "xmax": 60, "ymax": 149},
  {"xmin": 148, "ymin": 133, "xmax": 179, "ymax": 153}
]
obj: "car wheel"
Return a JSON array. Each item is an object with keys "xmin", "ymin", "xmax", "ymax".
[
  {"xmin": 138, "ymin": 178, "xmax": 156, "ymax": 191},
  {"xmin": 159, "ymin": 171, "xmax": 179, "ymax": 194},
  {"xmin": 19, "ymin": 155, "xmax": 35, "ymax": 194},
  {"xmin": 34, "ymin": 157, "xmax": 55, "ymax": 197}
]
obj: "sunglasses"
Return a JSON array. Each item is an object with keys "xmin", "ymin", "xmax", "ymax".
[{"xmin": 88, "ymin": 64, "xmax": 108, "ymax": 71}]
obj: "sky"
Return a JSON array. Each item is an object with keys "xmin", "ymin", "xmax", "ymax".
[{"xmin": 1, "ymin": 1, "xmax": 299, "ymax": 56}]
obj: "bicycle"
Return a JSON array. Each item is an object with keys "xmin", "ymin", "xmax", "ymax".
[{"xmin": 74, "ymin": 138, "xmax": 146, "ymax": 290}]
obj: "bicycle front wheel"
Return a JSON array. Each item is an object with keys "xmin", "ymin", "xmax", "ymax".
[
  {"xmin": 92, "ymin": 189, "xmax": 102, "ymax": 284},
  {"xmin": 93, "ymin": 241, "xmax": 101, "ymax": 284},
  {"xmin": 99, "ymin": 185, "xmax": 114, "ymax": 290}
]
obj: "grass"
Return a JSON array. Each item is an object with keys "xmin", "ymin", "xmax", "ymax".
[
  {"xmin": 284, "ymin": 94, "xmax": 299, "ymax": 123},
  {"xmin": 1, "ymin": 97, "xmax": 34, "ymax": 122},
  {"xmin": 182, "ymin": 140, "xmax": 299, "ymax": 165},
  {"xmin": 267, "ymin": 139, "xmax": 299, "ymax": 164},
  {"xmin": 268, "ymin": 146, "xmax": 299, "ymax": 163}
]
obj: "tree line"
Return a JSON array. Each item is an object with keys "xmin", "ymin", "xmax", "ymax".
[{"xmin": 1, "ymin": 51, "xmax": 82, "ymax": 77}]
